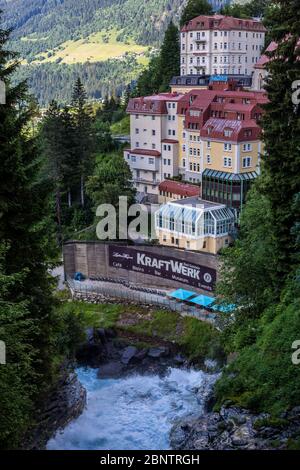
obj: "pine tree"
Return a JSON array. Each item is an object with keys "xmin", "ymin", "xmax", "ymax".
[
  {"xmin": 71, "ymin": 78, "xmax": 94, "ymax": 208},
  {"xmin": 260, "ymin": 0, "xmax": 300, "ymax": 279},
  {"xmin": 0, "ymin": 16, "xmax": 58, "ymax": 447},
  {"xmin": 180, "ymin": 0, "xmax": 213, "ymax": 27},
  {"xmin": 136, "ymin": 21, "xmax": 180, "ymax": 96},
  {"xmin": 41, "ymin": 101, "xmax": 75, "ymax": 244},
  {"xmin": 159, "ymin": 21, "xmax": 180, "ymax": 91}
]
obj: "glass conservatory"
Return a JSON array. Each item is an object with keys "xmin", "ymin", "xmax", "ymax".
[{"xmin": 155, "ymin": 198, "xmax": 236, "ymax": 239}]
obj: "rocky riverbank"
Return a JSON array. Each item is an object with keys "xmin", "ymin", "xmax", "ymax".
[
  {"xmin": 76, "ymin": 326, "xmax": 192, "ymax": 378},
  {"xmin": 170, "ymin": 405, "xmax": 300, "ymax": 450},
  {"xmin": 23, "ymin": 363, "xmax": 86, "ymax": 450}
]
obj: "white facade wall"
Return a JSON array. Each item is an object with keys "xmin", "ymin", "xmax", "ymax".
[
  {"xmin": 126, "ymin": 101, "xmax": 180, "ymax": 200},
  {"xmin": 181, "ymin": 28, "xmax": 265, "ymax": 76}
]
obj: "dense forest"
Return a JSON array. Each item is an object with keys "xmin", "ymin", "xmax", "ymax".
[
  {"xmin": 0, "ymin": 0, "xmax": 188, "ymax": 104},
  {"xmin": 0, "ymin": 0, "xmax": 186, "ymax": 50},
  {"xmin": 13, "ymin": 54, "xmax": 144, "ymax": 105}
]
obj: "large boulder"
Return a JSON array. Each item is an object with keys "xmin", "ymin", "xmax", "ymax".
[
  {"xmin": 147, "ymin": 347, "xmax": 169, "ymax": 358},
  {"xmin": 121, "ymin": 346, "xmax": 138, "ymax": 365}
]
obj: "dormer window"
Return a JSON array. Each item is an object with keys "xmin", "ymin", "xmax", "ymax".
[
  {"xmin": 224, "ymin": 128, "xmax": 233, "ymax": 137},
  {"xmin": 244, "ymin": 129, "xmax": 253, "ymax": 137}
]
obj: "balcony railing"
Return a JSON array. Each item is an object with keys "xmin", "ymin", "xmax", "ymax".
[{"xmin": 133, "ymin": 177, "xmax": 161, "ymax": 186}]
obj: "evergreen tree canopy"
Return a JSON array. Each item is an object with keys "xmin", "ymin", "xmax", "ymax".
[
  {"xmin": 261, "ymin": 0, "xmax": 300, "ymax": 278},
  {"xmin": 0, "ymin": 14, "xmax": 59, "ymax": 448},
  {"xmin": 180, "ymin": 0, "xmax": 213, "ymax": 27},
  {"xmin": 135, "ymin": 21, "xmax": 180, "ymax": 96},
  {"xmin": 215, "ymin": 0, "xmax": 300, "ymax": 419}
]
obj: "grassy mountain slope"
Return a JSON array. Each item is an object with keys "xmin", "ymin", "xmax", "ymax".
[{"xmin": 0, "ymin": 0, "xmax": 187, "ymax": 104}]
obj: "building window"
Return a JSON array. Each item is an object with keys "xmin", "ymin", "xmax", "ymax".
[
  {"xmin": 131, "ymin": 156, "xmax": 136, "ymax": 162},
  {"xmin": 243, "ymin": 143, "xmax": 252, "ymax": 152},
  {"xmin": 242, "ymin": 156, "xmax": 252, "ymax": 168},
  {"xmin": 135, "ymin": 115, "xmax": 139, "ymax": 119},
  {"xmin": 206, "ymin": 155, "xmax": 211, "ymax": 164},
  {"xmin": 207, "ymin": 141, "xmax": 211, "ymax": 149},
  {"xmin": 223, "ymin": 157, "xmax": 232, "ymax": 167},
  {"xmin": 152, "ymin": 130, "xmax": 156, "ymax": 136},
  {"xmin": 148, "ymin": 157, "xmax": 155, "ymax": 164},
  {"xmin": 224, "ymin": 143, "xmax": 232, "ymax": 151},
  {"xmin": 135, "ymin": 128, "xmax": 139, "ymax": 134},
  {"xmin": 152, "ymin": 116, "xmax": 155, "ymax": 120}
]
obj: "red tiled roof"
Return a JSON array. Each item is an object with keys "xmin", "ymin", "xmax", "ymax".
[
  {"xmin": 161, "ymin": 139, "xmax": 179, "ymax": 144},
  {"xmin": 128, "ymin": 148, "xmax": 161, "ymax": 157},
  {"xmin": 181, "ymin": 14, "xmax": 266, "ymax": 33},
  {"xmin": 159, "ymin": 180, "xmax": 200, "ymax": 197},
  {"xmin": 126, "ymin": 92, "xmax": 183, "ymax": 115},
  {"xmin": 200, "ymin": 118, "xmax": 261, "ymax": 142},
  {"xmin": 254, "ymin": 41, "xmax": 278, "ymax": 69}
]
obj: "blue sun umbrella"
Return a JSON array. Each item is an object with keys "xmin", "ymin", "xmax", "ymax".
[
  {"xmin": 168, "ymin": 289, "xmax": 196, "ymax": 301},
  {"xmin": 188, "ymin": 295, "xmax": 215, "ymax": 308}
]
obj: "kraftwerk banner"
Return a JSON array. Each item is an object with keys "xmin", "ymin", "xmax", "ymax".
[{"xmin": 109, "ymin": 245, "xmax": 216, "ymax": 291}]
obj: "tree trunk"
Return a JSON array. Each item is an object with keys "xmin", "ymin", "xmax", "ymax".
[
  {"xmin": 68, "ymin": 189, "xmax": 72, "ymax": 208},
  {"xmin": 56, "ymin": 188, "xmax": 63, "ymax": 246},
  {"xmin": 80, "ymin": 175, "xmax": 85, "ymax": 208}
]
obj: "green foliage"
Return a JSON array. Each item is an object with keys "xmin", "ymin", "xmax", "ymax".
[
  {"xmin": 58, "ymin": 301, "xmax": 124, "ymax": 329},
  {"xmin": 2, "ymin": 0, "xmax": 186, "ymax": 105},
  {"xmin": 179, "ymin": 316, "xmax": 223, "ymax": 362},
  {"xmin": 220, "ymin": 0, "xmax": 270, "ymax": 18},
  {"xmin": 215, "ymin": 1, "xmax": 300, "ymax": 417},
  {"xmin": 12, "ymin": 56, "xmax": 145, "ymax": 106},
  {"xmin": 135, "ymin": 21, "xmax": 180, "ymax": 96},
  {"xmin": 87, "ymin": 151, "xmax": 136, "ymax": 209},
  {"xmin": 260, "ymin": 0, "xmax": 300, "ymax": 279},
  {"xmin": 215, "ymin": 283, "xmax": 300, "ymax": 415},
  {"xmin": 126, "ymin": 310, "xmax": 179, "ymax": 342},
  {"xmin": 124, "ymin": 309, "xmax": 222, "ymax": 362},
  {"xmin": 180, "ymin": 0, "xmax": 213, "ymax": 27},
  {"xmin": 0, "ymin": 19, "xmax": 67, "ymax": 448},
  {"xmin": 217, "ymin": 184, "xmax": 279, "ymax": 322},
  {"xmin": 110, "ymin": 115, "xmax": 130, "ymax": 135},
  {"xmin": 0, "ymin": 248, "xmax": 37, "ymax": 449}
]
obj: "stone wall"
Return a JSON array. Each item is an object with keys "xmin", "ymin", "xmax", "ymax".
[{"xmin": 63, "ymin": 241, "xmax": 219, "ymax": 295}]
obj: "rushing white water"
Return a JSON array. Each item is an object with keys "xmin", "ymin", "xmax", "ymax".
[{"xmin": 47, "ymin": 366, "xmax": 215, "ymax": 450}]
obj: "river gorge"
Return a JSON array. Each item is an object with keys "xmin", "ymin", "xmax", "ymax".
[{"xmin": 47, "ymin": 366, "xmax": 217, "ymax": 450}]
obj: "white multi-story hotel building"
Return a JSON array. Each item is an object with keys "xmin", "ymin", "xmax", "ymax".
[
  {"xmin": 124, "ymin": 93, "xmax": 183, "ymax": 202},
  {"xmin": 180, "ymin": 14, "xmax": 266, "ymax": 77}
]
